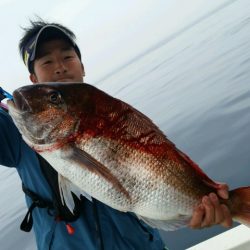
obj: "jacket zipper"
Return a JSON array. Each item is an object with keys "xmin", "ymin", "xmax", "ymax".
[{"xmin": 93, "ymin": 199, "xmax": 104, "ymax": 250}]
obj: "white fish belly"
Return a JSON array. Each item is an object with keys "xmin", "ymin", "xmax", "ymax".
[{"xmin": 40, "ymin": 149, "xmax": 132, "ymax": 212}]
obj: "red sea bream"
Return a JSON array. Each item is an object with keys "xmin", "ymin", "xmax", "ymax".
[{"xmin": 7, "ymin": 83, "xmax": 250, "ymax": 231}]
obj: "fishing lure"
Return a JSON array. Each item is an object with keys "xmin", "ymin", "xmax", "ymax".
[
  {"xmin": 0, "ymin": 86, "xmax": 13, "ymax": 100},
  {"xmin": 0, "ymin": 86, "xmax": 12, "ymax": 110}
]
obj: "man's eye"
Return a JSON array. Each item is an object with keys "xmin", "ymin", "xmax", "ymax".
[
  {"xmin": 43, "ymin": 60, "xmax": 52, "ymax": 65},
  {"xmin": 64, "ymin": 56, "xmax": 73, "ymax": 60}
]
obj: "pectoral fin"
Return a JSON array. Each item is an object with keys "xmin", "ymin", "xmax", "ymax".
[
  {"xmin": 69, "ymin": 146, "xmax": 130, "ymax": 200},
  {"xmin": 137, "ymin": 214, "xmax": 191, "ymax": 231},
  {"xmin": 58, "ymin": 174, "xmax": 92, "ymax": 213}
]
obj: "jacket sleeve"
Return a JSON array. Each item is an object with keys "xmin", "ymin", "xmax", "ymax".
[{"xmin": 0, "ymin": 108, "xmax": 22, "ymax": 168}]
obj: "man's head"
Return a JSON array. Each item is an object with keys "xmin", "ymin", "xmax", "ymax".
[{"xmin": 19, "ymin": 20, "xmax": 85, "ymax": 84}]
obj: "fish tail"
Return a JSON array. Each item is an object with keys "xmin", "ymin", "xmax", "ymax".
[{"xmin": 229, "ymin": 186, "xmax": 250, "ymax": 227}]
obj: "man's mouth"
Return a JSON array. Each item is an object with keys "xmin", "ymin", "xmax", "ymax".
[{"xmin": 55, "ymin": 78, "xmax": 72, "ymax": 82}]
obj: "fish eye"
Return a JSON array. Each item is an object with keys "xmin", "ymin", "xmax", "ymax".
[{"xmin": 49, "ymin": 91, "xmax": 61, "ymax": 104}]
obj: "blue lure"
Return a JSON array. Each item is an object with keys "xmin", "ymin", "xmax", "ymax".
[
  {"xmin": 0, "ymin": 86, "xmax": 12, "ymax": 110},
  {"xmin": 0, "ymin": 86, "xmax": 13, "ymax": 100}
]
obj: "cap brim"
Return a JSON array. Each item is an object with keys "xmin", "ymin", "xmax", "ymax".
[{"xmin": 29, "ymin": 24, "xmax": 76, "ymax": 62}]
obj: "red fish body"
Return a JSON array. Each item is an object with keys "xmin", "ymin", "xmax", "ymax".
[{"xmin": 7, "ymin": 83, "xmax": 250, "ymax": 231}]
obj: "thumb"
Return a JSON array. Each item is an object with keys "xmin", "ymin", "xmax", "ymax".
[{"xmin": 217, "ymin": 183, "xmax": 229, "ymax": 199}]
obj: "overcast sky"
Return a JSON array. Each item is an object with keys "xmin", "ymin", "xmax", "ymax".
[{"xmin": 0, "ymin": 0, "xmax": 228, "ymax": 92}]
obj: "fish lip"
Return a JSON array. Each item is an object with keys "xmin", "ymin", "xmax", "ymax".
[
  {"xmin": 8, "ymin": 90, "xmax": 32, "ymax": 113},
  {"xmin": 7, "ymin": 98, "xmax": 21, "ymax": 114},
  {"xmin": 6, "ymin": 98, "xmax": 15, "ymax": 108}
]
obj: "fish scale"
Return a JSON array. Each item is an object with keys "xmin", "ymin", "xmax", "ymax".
[{"xmin": 77, "ymin": 137, "xmax": 204, "ymax": 217}]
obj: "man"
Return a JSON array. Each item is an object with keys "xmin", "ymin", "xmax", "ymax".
[{"xmin": 0, "ymin": 20, "xmax": 232, "ymax": 250}]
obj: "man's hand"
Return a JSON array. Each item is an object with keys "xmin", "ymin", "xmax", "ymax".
[{"xmin": 189, "ymin": 183, "xmax": 233, "ymax": 229}]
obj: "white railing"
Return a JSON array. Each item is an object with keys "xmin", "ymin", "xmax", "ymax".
[{"xmin": 187, "ymin": 225, "xmax": 250, "ymax": 250}]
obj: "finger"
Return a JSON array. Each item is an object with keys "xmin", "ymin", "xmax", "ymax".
[
  {"xmin": 189, "ymin": 205, "xmax": 205, "ymax": 229},
  {"xmin": 209, "ymin": 193, "xmax": 224, "ymax": 224},
  {"xmin": 220, "ymin": 204, "xmax": 233, "ymax": 228},
  {"xmin": 201, "ymin": 195, "xmax": 215, "ymax": 227},
  {"xmin": 217, "ymin": 183, "xmax": 229, "ymax": 199}
]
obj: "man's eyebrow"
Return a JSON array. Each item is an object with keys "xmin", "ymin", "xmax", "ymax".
[
  {"xmin": 37, "ymin": 51, "xmax": 51, "ymax": 58},
  {"xmin": 37, "ymin": 46, "xmax": 74, "ymax": 59},
  {"xmin": 61, "ymin": 46, "xmax": 74, "ymax": 52}
]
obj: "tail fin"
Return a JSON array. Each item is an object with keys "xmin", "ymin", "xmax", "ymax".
[{"xmin": 229, "ymin": 187, "xmax": 250, "ymax": 227}]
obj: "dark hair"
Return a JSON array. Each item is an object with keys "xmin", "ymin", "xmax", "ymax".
[{"xmin": 19, "ymin": 18, "xmax": 82, "ymax": 73}]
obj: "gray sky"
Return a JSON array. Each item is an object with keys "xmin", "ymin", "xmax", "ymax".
[{"xmin": 0, "ymin": 0, "xmax": 226, "ymax": 92}]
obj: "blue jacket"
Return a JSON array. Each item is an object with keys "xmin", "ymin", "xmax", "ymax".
[{"xmin": 0, "ymin": 108, "xmax": 165, "ymax": 250}]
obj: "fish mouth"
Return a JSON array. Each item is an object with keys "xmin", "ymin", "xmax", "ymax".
[
  {"xmin": 7, "ymin": 90, "xmax": 32, "ymax": 113},
  {"xmin": 7, "ymin": 95, "xmax": 49, "ymax": 146}
]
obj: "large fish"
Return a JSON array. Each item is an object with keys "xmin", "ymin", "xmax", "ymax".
[{"xmin": 7, "ymin": 83, "xmax": 250, "ymax": 231}]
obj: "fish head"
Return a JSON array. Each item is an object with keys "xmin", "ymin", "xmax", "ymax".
[{"xmin": 7, "ymin": 83, "xmax": 92, "ymax": 147}]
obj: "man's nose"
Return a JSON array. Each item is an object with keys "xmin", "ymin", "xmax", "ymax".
[{"xmin": 55, "ymin": 61, "xmax": 67, "ymax": 74}]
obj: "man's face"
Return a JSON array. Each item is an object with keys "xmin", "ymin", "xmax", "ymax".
[{"xmin": 30, "ymin": 39, "xmax": 84, "ymax": 84}]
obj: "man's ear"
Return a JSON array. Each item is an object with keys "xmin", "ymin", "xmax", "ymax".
[
  {"xmin": 30, "ymin": 73, "xmax": 38, "ymax": 84},
  {"xmin": 81, "ymin": 63, "xmax": 85, "ymax": 77}
]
